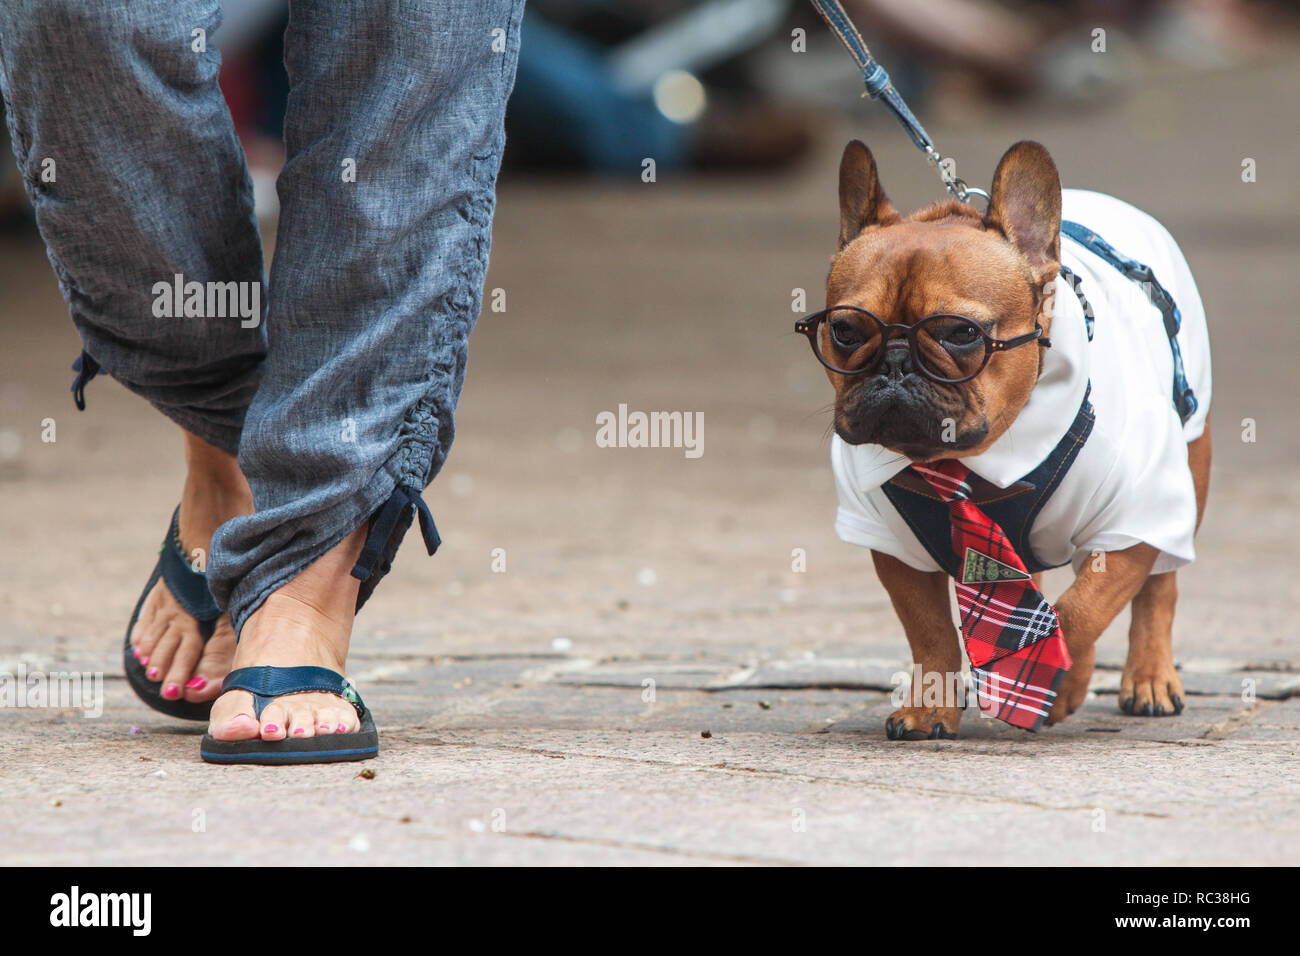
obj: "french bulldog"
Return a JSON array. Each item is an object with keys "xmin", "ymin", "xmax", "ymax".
[{"xmin": 815, "ymin": 139, "xmax": 1212, "ymax": 738}]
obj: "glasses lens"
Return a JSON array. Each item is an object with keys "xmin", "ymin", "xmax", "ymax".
[
  {"xmin": 915, "ymin": 315, "xmax": 987, "ymax": 381},
  {"xmin": 818, "ymin": 308, "xmax": 882, "ymax": 371}
]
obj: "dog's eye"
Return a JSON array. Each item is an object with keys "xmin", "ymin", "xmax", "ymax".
[
  {"xmin": 941, "ymin": 322, "xmax": 982, "ymax": 347},
  {"xmin": 829, "ymin": 317, "xmax": 866, "ymax": 351}
]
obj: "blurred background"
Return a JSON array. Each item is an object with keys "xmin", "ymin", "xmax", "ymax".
[{"xmin": 2, "ymin": 0, "xmax": 1298, "ymax": 677}]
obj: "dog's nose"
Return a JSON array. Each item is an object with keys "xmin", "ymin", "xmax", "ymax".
[{"xmin": 881, "ymin": 340, "xmax": 913, "ymax": 379}]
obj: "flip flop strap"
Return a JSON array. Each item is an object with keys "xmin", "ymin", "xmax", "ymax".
[
  {"xmin": 159, "ymin": 507, "xmax": 222, "ymax": 623},
  {"xmin": 222, "ymin": 665, "xmax": 368, "ymax": 721}
]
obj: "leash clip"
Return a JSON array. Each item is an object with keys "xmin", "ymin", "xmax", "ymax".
[{"xmin": 926, "ymin": 146, "xmax": 989, "ymax": 206}]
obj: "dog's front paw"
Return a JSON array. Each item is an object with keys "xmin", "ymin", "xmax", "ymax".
[
  {"xmin": 1119, "ymin": 658, "xmax": 1185, "ymax": 717},
  {"xmin": 1046, "ymin": 644, "xmax": 1095, "ymax": 726},
  {"xmin": 885, "ymin": 706, "xmax": 961, "ymax": 741}
]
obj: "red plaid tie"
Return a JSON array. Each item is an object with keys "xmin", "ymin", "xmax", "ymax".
[{"xmin": 911, "ymin": 459, "xmax": 1072, "ymax": 731}]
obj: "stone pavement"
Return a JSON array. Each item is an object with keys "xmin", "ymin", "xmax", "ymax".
[
  {"xmin": 3, "ymin": 647, "xmax": 1298, "ymax": 864},
  {"xmin": 1, "ymin": 48, "xmax": 1298, "ymax": 865}
]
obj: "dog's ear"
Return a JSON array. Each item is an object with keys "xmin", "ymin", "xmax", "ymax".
[
  {"xmin": 984, "ymin": 141, "xmax": 1061, "ymax": 285},
  {"xmin": 839, "ymin": 140, "xmax": 899, "ymax": 250}
]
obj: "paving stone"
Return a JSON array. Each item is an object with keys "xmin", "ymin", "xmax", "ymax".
[
  {"xmin": 548, "ymin": 659, "xmax": 748, "ymax": 690},
  {"xmin": 730, "ymin": 656, "xmax": 910, "ymax": 691}
]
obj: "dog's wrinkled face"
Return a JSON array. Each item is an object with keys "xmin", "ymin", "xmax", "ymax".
[{"xmin": 825, "ymin": 139, "xmax": 1063, "ymax": 461}]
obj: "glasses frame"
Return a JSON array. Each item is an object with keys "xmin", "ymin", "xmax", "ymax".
[{"xmin": 795, "ymin": 306, "xmax": 1051, "ymax": 384}]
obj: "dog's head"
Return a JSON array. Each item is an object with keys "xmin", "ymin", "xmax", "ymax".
[{"xmin": 823, "ymin": 139, "xmax": 1062, "ymax": 461}]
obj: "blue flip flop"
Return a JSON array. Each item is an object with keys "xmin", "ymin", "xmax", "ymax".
[
  {"xmin": 199, "ymin": 665, "xmax": 379, "ymax": 765},
  {"xmin": 123, "ymin": 506, "xmax": 222, "ymax": 721}
]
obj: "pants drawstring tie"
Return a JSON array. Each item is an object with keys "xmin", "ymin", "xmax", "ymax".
[
  {"xmin": 70, "ymin": 351, "xmax": 101, "ymax": 411},
  {"xmin": 350, "ymin": 485, "xmax": 441, "ymax": 591}
]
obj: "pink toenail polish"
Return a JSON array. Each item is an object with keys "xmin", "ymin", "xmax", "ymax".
[
  {"xmin": 146, "ymin": 667, "xmax": 159, "ymax": 679},
  {"xmin": 185, "ymin": 676, "xmax": 207, "ymax": 690},
  {"xmin": 162, "ymin": 684, "xmax": 179, "ymax": 699},
  {"xmin": 337, "ymin": 723, "xmax": 347, "ymax": 732},
  {"xmin": 131, "ymin": 648, "xmax": 140, "ymax": 660},
  {"xmin": 264, "ymin": 724, "xmax": 279, "ymax": 734},
  {"xmin": 293, "ymin": 728, "xmax": 306, "ymax": 735},
  {"xmin": 139, "ymin": 656, "xmax": 149, "ymax": 666}
]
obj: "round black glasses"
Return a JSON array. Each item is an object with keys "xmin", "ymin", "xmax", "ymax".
[{"xmin": 795, "ymin": 306, "xmax": 1050, "ymax": 384}]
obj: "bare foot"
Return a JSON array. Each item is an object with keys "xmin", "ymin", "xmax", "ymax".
[
  {"xmin": 129, "ymin": 432, "xmax": 251, "ymax": 703},
  {"xmin": 207, "ymin": 526, "xmax": 367, "ymax": 742}
]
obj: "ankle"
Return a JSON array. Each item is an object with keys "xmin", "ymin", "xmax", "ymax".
[
  {"xmin": 231, "ymin": 530, "xmax": 367, "ymax": 668},
  {"xmin": 236, "ymin": 592, "xmax": 352, "ymax": 672},
  {"xmin": 181, "ymin": 434, "xmax": 252, "ymax": 510},
  {"xmin": 181, "ymin": 475, "xmax": 253, "ymax": 517},
  {"xmin": 183, "ymin": 432, "xmax": 249, "ymax": 494},
  {"xmin": 175, "ymin": 435, "xmax": 252, "ymax": 557}
]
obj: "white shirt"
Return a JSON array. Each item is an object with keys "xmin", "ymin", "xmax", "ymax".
[{"xmin": 831, "ymin": 189, "xmax": 1212, "ymax": 576}]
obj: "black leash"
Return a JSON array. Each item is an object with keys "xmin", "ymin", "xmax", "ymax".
[{"xmin": 808, "ymin": 0, "xmax": 988, "ymax": 204}]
